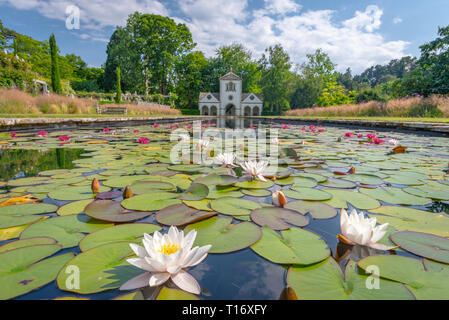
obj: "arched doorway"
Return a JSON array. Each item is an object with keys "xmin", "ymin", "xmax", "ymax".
[
  {"xmin": 210, "ymin": 106, "xmax": 217, "ymax": 116},
  {"xmin": 253, "ymin": 106, "xmax": 260, "ymax": 116},
  {"xmin": 202, "ymin": 106, "xmax": 209, "ymax": 115},
  {"xmin": 225, "ymin": 104, "xmax": 236, "ymax": 116},
  {"xmin": 244, "ymin": 106, "xmax": 251, "ymax": 116}
]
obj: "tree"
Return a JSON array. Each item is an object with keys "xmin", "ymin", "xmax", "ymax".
[
  {"xmin": 104, "ymin": 12, "xmax": 194, "ymax": 95},
  {"xmin": 316, "ymin": 79, "xmax": 356, "ymax": 106},
  {"xmin": 174, "ymin": 51, "xmax": 209, "ymax": 109},
  {"xmin": 259, "ymin": 44, "xmax": 293, "ymax": 115},
  {"xmin": 49, "ymin": 33, "xmax": 62, "ymax": 93},
  {"xmin": 418, "ymin": 25, "xmax": 449, "ymax": 94},
  {"xmin": 115, "ymin": 67, "xmax": 122, "ymax": 103}
]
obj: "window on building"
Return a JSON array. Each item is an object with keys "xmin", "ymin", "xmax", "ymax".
[{"xmin": 226, "ymin": 82, "xmax": 236, "ymax": 92}]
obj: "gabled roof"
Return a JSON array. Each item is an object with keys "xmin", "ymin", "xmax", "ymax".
[
  {"xmin": 241, "ymin": 93, "xmax": 263, "ymax": 102},
  {"xmin": 220, "ymin": 71, "xmax": 242, "ymax": 81},
  {"xmin": 199, "ymin": 92, "xmax": 220, "ymax": 101}
]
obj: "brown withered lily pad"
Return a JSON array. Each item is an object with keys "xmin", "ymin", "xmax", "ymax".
[
  {"xmin": 250, "ymin": 207, "xmax": 309, "ymax": 230},
  {"xmin": 84, "ymin": 200, "xmax": 153, "ymax": 223},
  {"xmin": 155, "ymin": 203, "xmax": 216, "ymax": 226}
]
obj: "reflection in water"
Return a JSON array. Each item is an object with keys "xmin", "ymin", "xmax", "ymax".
[
  {"xmin": 189, "ymin": 249, "xmax": 285, "ymax": 300},
  {"xmin": 202, "ymin": 117, "xmax": 261, "ymax": 129},
  {"xmin": 0, "ymin": 148, "xmax": 86, "ymax": 181}
]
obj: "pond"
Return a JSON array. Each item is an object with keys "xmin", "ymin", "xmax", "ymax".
[{"xmin": 0, "ymin": 119, "xmax": 448, "ymax": 300}]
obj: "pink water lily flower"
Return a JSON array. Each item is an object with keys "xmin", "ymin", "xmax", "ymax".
[
  {"xmin": 153, "ymin": 124, "xmax": 159, "ymax": 128},
  {"xmin": 344, "ymin": 132, "xmax": 353, "ymax": 138},
  {"xmin": 371, "ymin": 138, "xmax": 385, "ymax": 145},
  {"xmin": 282, "ymin": 125, "xmax": 288, "ymax": 130},
  {"xmin": 37, "ymin": 131, "xmax": 48, "ymax": 137},
  {"xmin": 318, "ymin": 129, "xmax": 325, "ymax": 133},
  {"xmin": 58, "ymin": 135, "xmax": 70, "ymax": 142},
  {"xmin": 357, "ymin": 134, "xmax": 363, "ymax": 138},
  {"xmin": 9, "ymin": 132, "xmax": 17, "ymax": 138},
  {"xmin": 133, "ymin": 130, "xmax": 140, "ymax": 133},
  {"xmin": 366, "ymin": 134, "xmax": 376, "ymax": 140},
  {"xmin": 138, "ymin": 137, "xmax": 150, "ymax": 144},
  {"xmin": 103, "ymin": 128, "xmax": 110, "ymax": 133},
  {"xmin": 120, "ymin": 226, "xmax": 211, "ymax": 294}
]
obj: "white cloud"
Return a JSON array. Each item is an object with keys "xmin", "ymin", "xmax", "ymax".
[
  {"xmin": 393, "ymin": 17, "xmax": 403, "ymax": 24},
  {"xmin": 265, "ymin": 0, "xmax": 301, "ymax": 15},
  {"xmin": 1, "ymin": 0, "xmax": 410, "ymax": 73}
]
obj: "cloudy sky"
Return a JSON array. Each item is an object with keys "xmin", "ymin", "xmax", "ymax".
[{"xmin": 0, "ymin": 0, "xmax": 447, "ymax": 73}]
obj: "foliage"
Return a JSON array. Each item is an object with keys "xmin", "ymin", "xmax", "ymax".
[
  {"xmin": 115, "ymin": 67, "xmax": 121, "ymax": 103},
  {"xmin": 49, "ymin": 34, "xmax": 62, "ymax": 93},
  {"xmin": 316, "ymin": 79, "xmax": 356, "ymax": 107}
]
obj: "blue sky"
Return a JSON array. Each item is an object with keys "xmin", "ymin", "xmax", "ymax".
[{"xmin": 0, "ymin": 0, "xmax": 447, "ymax": 73}]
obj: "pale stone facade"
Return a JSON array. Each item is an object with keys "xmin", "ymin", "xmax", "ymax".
[{"xmin": 198, "ymin": 70, "xmax": 263, "ymax": 116}]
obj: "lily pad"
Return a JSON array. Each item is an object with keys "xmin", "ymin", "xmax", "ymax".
[
  {"xmin": 284, "ymin": 200, "xmax": 337, "ymax": 219},
  {"xmin": 20, "ymin": 214, "xmax": 113, "ymax": 248},
  {"xmin": 156, "ymin": 286, "xmax": 199, "ymax": 300},
  {"xmin": 184, "ymin": 216, "xmax": 262, "ymax": 253},
  {"xmin": 390, "ymin": 231, "xmax": 449, "ymax": 264},
  {"xmin": 155, "ymin": 203, "xmax": 216, "ymax": 226},
  {"xmin": 121, "ymin": 193, "xmax": 181, "ymax": 211},
  {"xmin": 129, "ymin": 181, "xmax": 176, "ymax": 194},
  {"xmin": 287, "ymin": 258, "xmax": 413, "ymax": 300},
  {"xmin": 0, "ymin": 236, "xmax": 56, "ymax": 253},
  {"xmin": 360, "ymin": 187, "xmax": 431, "ymax": 206},
  {"xmin": 250, "ymin": 226, "xmax": 330, "ymax": 265},
  {"xmin": 250, "ymin": 207, "xmax": 309, "ymax": 230},
  {"xmin": 179, "ymin": 183, "xmax": 209, "ymax": 201},
  {"xmin": 320, "ymin": 178, "xmax": 357, "ymax": 189},
  {"xmin": 323, "ymin": 189, "xmax": 380, "ymax": 210},
  {"xmin": 210, "ymin": 197, "xmax": 262, "ymax": 216},
  {"xmin": 57, "ymin": 199, "xmax": 93, "ymax": 216},
  {"xmin": 79, "ymin": 223, "xmax": 162, "ymax": 251},
  {"xmin": 0, "ymin": 203, "xmax": 58, "ymax": 216},
  {"xmin": 283, "ymin": 188, "xmax": 332, "ymax": 201},
  {"xmin": 85, "ymin": 200, "xmax": 153, "ymax": 222},
  {"xmin": 0, "ymin": 244, "xmax": 74, "ymax": 299},
  {"xmin": 235, "ymin": 180, "xmax": 274, "ymax": 189}
]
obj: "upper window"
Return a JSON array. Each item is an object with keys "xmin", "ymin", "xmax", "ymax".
[
  {"xmin": 226, "ymin": 82, "xmax": 236, "ymax": 92},
  {"xmin": 207, "ymin": 94, "xmax": 212, "ymax": 100},
  {"xmin": 228, "ymin": 95, "xmax": 233, "ymax": 101},
  {"xmin": 250, "ymin": 95, "xmax": 255, "ymax": 100}
]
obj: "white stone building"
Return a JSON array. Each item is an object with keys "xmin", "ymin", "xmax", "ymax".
[{"xmin": 198, "ymin": 70, "xmax": 263, "ymax": 116}]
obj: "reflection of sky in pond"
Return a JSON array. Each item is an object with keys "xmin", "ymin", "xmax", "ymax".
[{"xmin": 2, "ymin": 120, "xmax": 449, "ymax": 300}]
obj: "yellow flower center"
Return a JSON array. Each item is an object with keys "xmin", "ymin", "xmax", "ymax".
[{"xmin": 159, "ymin": 243, "xmax": 180, "ymax": 255}]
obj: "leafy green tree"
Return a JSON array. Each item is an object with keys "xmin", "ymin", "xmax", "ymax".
[
  {"xmin": 104, "ymin": 12, "xmax": 194, "ymax": 95},
  {"xmin": 259, "ymin": 44, "xmax": 293, "ymax": 114},
  {"xmin": 418, "ymin": 25, "xmax": 449, "ymax": 94},
  {"xmin": 316, "ymin": 79, "xmax": 356, "ymax": 106},
  {"xmin": 115, "ymin": 67, "xmax": 122, "ymax": 103},
  {"xmin": 49, "ymin": 33, "xmax": 62, "ymax": 93},
  {"xmin": 174, "ymin": 51, "xmax": 209, "ymax": 109}
]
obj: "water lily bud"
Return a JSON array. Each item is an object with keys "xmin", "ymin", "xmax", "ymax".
[
  {"xmin": 348, "ymin": 167, "xmax": 356, "ymax": 174},
  {"xmin": 91, "ymin": 178, "xmax": 100, "ymax": 194},
  {"xmin": 272, "ymin": 190, "xmax": 287, "ymax": 207},
  {"xmin": 123, "ymin": 185, "xmax": 133, "ymax": 199}
]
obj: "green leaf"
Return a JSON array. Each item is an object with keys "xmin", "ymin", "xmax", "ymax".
[
  {"xmin": 210, "ymin": 197, "xmax": 261, "ymax": 216},
  {"xmin": 155, "ymin": 203, "xmax": 216, "ymax": 226},
  {"xmin": 250, "ymin": 207, "xmax": 309, "ymax": 230}
]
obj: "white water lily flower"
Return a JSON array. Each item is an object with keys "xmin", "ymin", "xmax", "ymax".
[
  {"xmin": 271, "ymin": 138, "xmax": 280, "ymax": 145},
  {"xmin": 179, "ymin": 134, "xmax": 190, "ymax": 142},
  {"xmin": 120, "ymin": 226, "xmax": 211, "ymax": 294},
  {"xmin": 272, "ymin": 190, "xmax": 287, "ymax": 207},
  {"xmin": 240, "ymin": 160, "xmax": 268, "ymax": 182},
  {"xmin": 196, "ymin": 139, "xmax": 210, "ymax": 150},
  {"xmin": 215, "ymin": 152, "xmax": 236, "ymax": 168},
  {"xmin": 338, "ymin": 208, "xmax": 396, "ymax": 251},
  {"xmin": 389, "ymin": 139, "xmax": 399, "ymax": 146}
]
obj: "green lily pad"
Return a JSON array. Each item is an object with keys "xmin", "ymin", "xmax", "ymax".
[
  {"xmin": 193, "ymin": 173, "xmax": 237, "ymax": 186},
  {"xmin": 358, "ymin": 255, "xmax": 449, "ymax": 299},
  {"xmin": 284, "ymin": 200, "xmax": 337, "ymax": 219},
  {"xmin": 390, "ymin": 231, "xmax": 449, "ymax": 264},
  {"xmin": 7, "ymin": 177, "xmax": 51, "ymax": 186},
  {"xmin": 360, "ymin": 187, "xmax": 431, "ymax": 206},
  {"xmin": 343, "ymin": 174, "xmax": 384, "ymax": 185},
  {"xmin": 179, "ymin": 183, "xmax": 209, "ymax": 201},
  {"xmin": 0, "ymin": 236, "xmax": 56, "ymax": 253},
  {"xmin": 250, "ymin": 226, "xmax": 330, "ymax": 265},
  {"xmin": 79, "ymin": 223, "xmax": 162, "ymax": 251},
  {"xmin": 57, "ymin": 199, "xmax": 93, "ymax": 216},
  {"xmin": 57, "ymin": 242, "xmax": 141, "ymax": 294},
  {"xmin": 320, "ymin": 178, "xmax": 357, "ymax": 189},
  {"xmin": 0, "ymin": 244, "xmax": 74, "ymax": 299},
  {"xmin": 241, "ymin": 189, "xmax": 271, "ymax": 197},
  {"xmin": 121, "ymin": 193, "xmax": 181, "ymax": 211},
  {"xmin": 403, "ymin": 186, "xmax": 449, "ymax": 201},
  {"xmin": 48, "ymin": 185, "xmax": 111, "ymax": 201},
  {"xmin": 155, "ymin": 203, "xmax": 216, "ymax": 226},
  {"xmin": 250, "ymin": 207, "xmax": 309, "ymax": 230},
  {"xmin": 0, "ymin": 203, "xmax": 58, "ymax": 216},
  {"xmin": 369, "ymin": 206, "xmax": 449, "ymax": 238},
  {"xmin": 287, "ymin": 258, "xmax": 413, "ymax": 300},
  {"xmin": 129, "ymin": 181, "xmax": 176, "ymax": 194},
  {"xmin": 235, "ymin": 180, "xmax": 274, "ymax": 189},
  {"xmin": 182, "ymin": 199, "xmax": 214, "ymax": 211},
  {"xmin": 323, "ymin": 189, "xmax": 380, "ymax": 210},
  {"xmin": 85, "ymin": 200, "xmax": 153, "ymax": 222},
  {"xmin": 20, "ymin": 214, "xmax": 113, "ymax": 248},
  {"xmin": 283, "ymin": 188, "xmax": 332, "ymax": 201},
  {"xmin": 184, "ymin": 216, "xmax": 262, "ymax": 253},
  {"xmin": 210, "ymin": 197, "xmax": 262, "ymax": 216}
]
